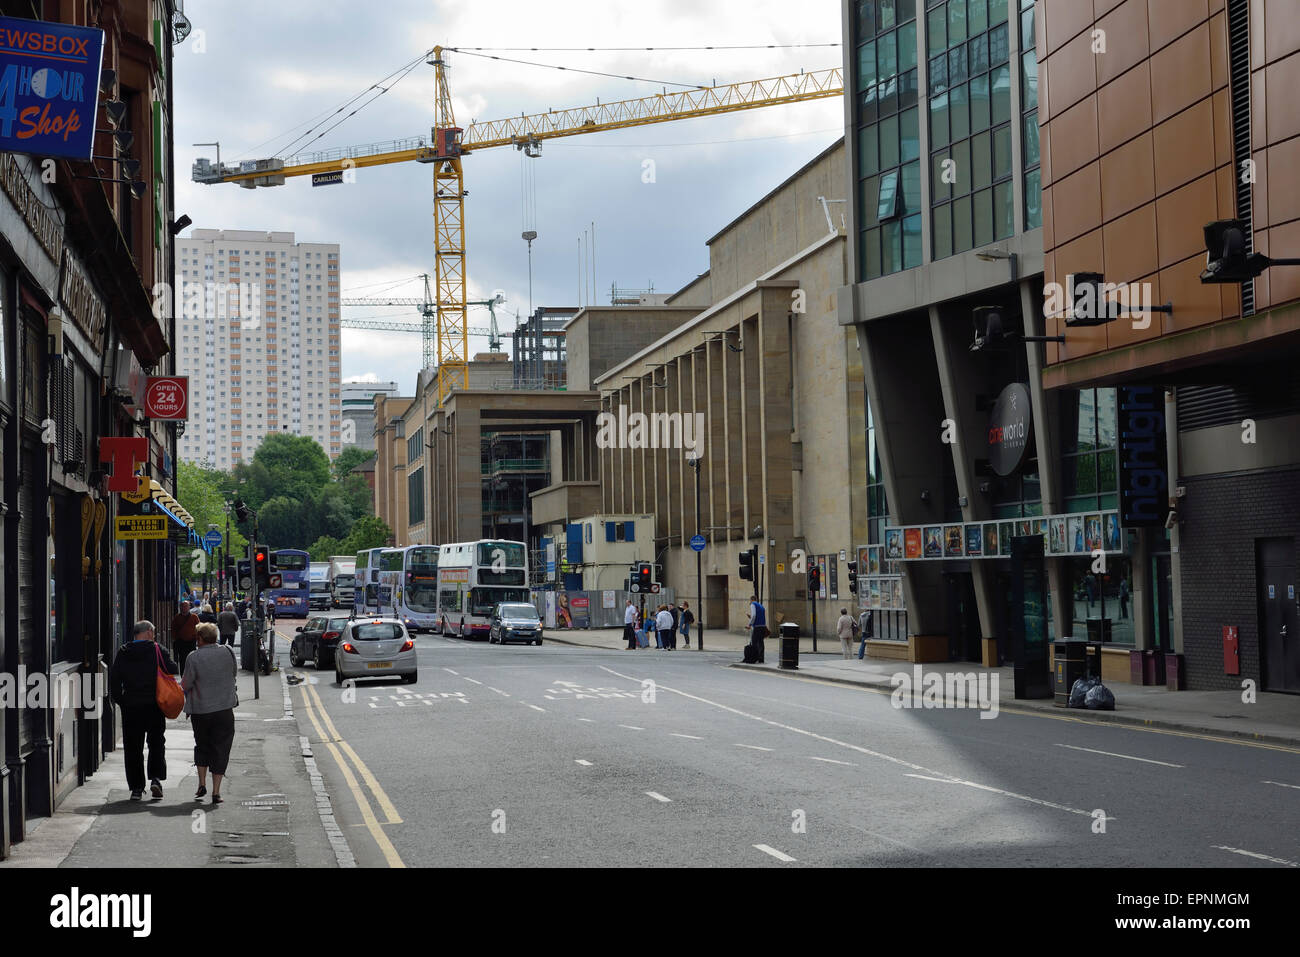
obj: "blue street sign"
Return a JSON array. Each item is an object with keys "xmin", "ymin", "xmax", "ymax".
[
  {"xmin": 0, "ymin": 17, "xmax": 105, "ymax": 161},
  {"xmin": 689, "ymin": 534, "xmax": 706, "ymax": 552},
  {"xmin": 204, "ymin": 530, "xmax": 222, "ymax": 549}
]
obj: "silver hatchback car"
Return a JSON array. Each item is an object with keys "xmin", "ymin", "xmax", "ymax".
[{"xmin": 334, "ymin": 617, "xmax": 417, "ymax": 685}]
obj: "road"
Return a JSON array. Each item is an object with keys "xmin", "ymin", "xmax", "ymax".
[{"xmin": 286, "ymin": 636, "xmax": 1300, "ymax": 868}]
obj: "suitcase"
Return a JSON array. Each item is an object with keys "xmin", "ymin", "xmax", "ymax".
[
  {"xmin": 637, "ymin": 628, "xmax": 649, "ymax": 648},
  {"xmin": 742, "ymin": 644, "xmax": 758, "ymax": 664}
]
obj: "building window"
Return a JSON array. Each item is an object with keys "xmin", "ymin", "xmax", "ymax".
[
  {"xmin": 1020, "ymin": 0, "xmax": 1040, "ymax": 229},
  {"xmin": 855, "ymin": 0, "xmax": 921, "ymax": 280},
  {"xmin": 1060, "ymin": 388, "xmax": 1118, "ymax": 512},
  {"xmin": 929, "ymin": 0, "xmax": 1012, "ymax": 260}
]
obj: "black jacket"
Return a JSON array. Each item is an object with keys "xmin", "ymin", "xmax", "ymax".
[{"xmin": 110, "ymin": 640, "xmax": 178, "ymax": 710}]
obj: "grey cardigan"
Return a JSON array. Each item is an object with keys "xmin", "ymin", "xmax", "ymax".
[{"xmin": 181, "ymin": 643, "xmax": 239, "ymax": 715}]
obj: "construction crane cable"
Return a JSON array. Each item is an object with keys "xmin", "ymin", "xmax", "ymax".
[
  {"xmin": 341, "ymin": 274, "xmax": 425, "ymax": 294},
  {"xmin": 447, "ymin": 48, "xmax": 709, "ymax": 89},
  {"xmin": 252, "ymin": 48, "xmax": 433, "ymax": 161},
  {"xmin": 450, "ymin": 43, "xmax": 841, "ymax": 52},
  {"xmin": 291, "ymin": 56, "xmax": 428, "ymax": 153}
]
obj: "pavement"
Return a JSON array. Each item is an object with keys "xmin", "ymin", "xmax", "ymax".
[
  {"xmin": 0, "ymin": 634, "xmax": 339, "ymax": 869},
  {"xmin": 545, "ymin": 627, "xmax": 1300, "ymax": 747}
]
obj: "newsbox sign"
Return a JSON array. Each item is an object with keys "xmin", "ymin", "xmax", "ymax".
[
  {"xmin": 144, "ymin": 376, "xmax": 188, "ymax": 420},
  {"xmin": 0, "ymin": 17, "xmax": 105, "ymax": 161},
  {"xmin": 1118, "ymin": 386, "xmax": 1168, "ymax": 527}
]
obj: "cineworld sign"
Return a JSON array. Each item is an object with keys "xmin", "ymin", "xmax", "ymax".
[{"xmin": 1118, "ymin": 386, "xmax": 1168, "ymax": 527}]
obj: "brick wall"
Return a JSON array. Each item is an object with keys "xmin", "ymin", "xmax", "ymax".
[{"xmin": 1179, "ymin": 465, "xmax": 1300, "ymax": 690}]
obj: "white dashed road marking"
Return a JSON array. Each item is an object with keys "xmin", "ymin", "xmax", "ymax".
[
  {"xmin": 1054, "ymin": 744, "xmax": 1183, "ymax": 768},
  {"xmin": 670, "ymin": 733, "xmax": 703, "ymax": 740},
  {"xmin": 809, "ymin": 756, "xmax": 855, "ymax": 766},
  {"xmin": 644, "ymin": 791, "xmax": 672, "ymax": 803},
  {"xmin": 1212, "ymin": 845, "xmax": 1298, "ymax": 867},
  {"xmin": 488, "ymin": 686, "xmax": 510, "ymax": 697},
  {"xmin": 735, "ymin": 744, "xmax": 773, "ymax": 752},
  {"xmin": 1263, "ymin": 780, "xmax": 1300, "ymax": 790},
  {"xmin": 462, "ymin": 677, "xmax": 483, "ymax": 686},
  {"xmin": 575, "ymin": 759, "xmax": 593, "ymax": 766},
  {"xmin": 753, "ymin": 844, "xmax": 796, "ymax": 863},
  {"xmin": 619, "ymin": 724, "xmax": 645, "ymax": 731}
]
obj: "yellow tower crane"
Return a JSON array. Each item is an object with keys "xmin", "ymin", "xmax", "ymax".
[{"xmin": 193, "ymin": 47, "xmax": 842, "ymax": 405}]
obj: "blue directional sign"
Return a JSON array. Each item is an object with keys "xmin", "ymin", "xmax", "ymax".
[
  {"xmin": 204, "ymin": 529, "xmax": 223, "ymax": 549},
  {"xmin": 689, "ymin": 534, "xmax": 707, "ymax": 552},
  {"xmin": 0, "ymin": 17, "xmax": 105, "ymax": 161}
]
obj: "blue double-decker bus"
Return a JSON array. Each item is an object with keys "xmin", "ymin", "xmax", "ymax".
[{"xmin": 270, "ymin": 548, "xmax": 311, "ymax": 617}]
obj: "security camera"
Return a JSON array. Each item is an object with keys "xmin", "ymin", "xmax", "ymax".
[{"xmin": 1164, "ymin": 509, "xmax": 1178, "ymax": 530}]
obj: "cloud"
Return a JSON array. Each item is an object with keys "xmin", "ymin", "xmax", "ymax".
[{"xmin": 178, "ymin": 0, "xmax": 843, "ymax": 396}]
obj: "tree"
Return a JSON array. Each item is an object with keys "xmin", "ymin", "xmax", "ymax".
[
  {"xmin": 258, "ymin": 495, "xmax": 309, "ymax": 549},
  {"xmin": 308, "ymin": 535, "xmax": 348, "ymax": 563},
  {"xmin": 346, "ymin": 515, "xmax": 392, "ymax": 552},
  {"xmin": 177, "ymin": 461, "xmax": 247, "ymax": 556},
  {"xmin": 333, "ymin": 446, "xmax": 376, "ymax": 482},
  {"xmin": 250, "ymin": 433, "xmax": 331, "ymax": 504}
]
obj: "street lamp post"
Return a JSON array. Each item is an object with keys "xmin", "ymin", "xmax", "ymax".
[{"xmin": 688, "ymin": 453, "xmax": 703, "ymax": 651}]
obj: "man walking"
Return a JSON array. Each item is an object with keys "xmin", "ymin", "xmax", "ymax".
[
  {"xmin": 171, "ymin": 600, "xmax": 199, "ymax": 672},
  {"xmin": 217, "ymin": 600, "xmax": 241, "ymax": 648},
  {"xmin": 624, "ymin": 599, "xmax": 638, "ymax": 650},
  {"xmin": 110, "ymin": 621, "xmax": 177, "ymax": 801},
  {"xmin": 836, "ymin": 607, "xmax": 856, "ymax": 659},
  {"xmin": 747, "ymin": 594, "xmax": 768, "ymax": 663},
  {"xmin": 857, "ymin": 607, "xmax": 873, "ymax": 659}
]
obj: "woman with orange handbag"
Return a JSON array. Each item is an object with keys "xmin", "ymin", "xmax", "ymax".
[{"xmin": 109, "ymin": 620, "xmax": 179, "ymax": 802}]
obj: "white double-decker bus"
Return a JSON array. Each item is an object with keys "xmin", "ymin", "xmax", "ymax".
[
  {"xmin": 435, "ymin": 539, "xmax": 529, "ymax": 639},
  {"xmin": 353, "ymin": 546, "xmax": 387, "ymax": 616},
  {"xmin": 375, "ymin": 545, "xmax": 440, "ymax": 632}
]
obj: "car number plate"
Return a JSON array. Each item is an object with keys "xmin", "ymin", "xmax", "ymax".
[{"xmin": 367, "ymin": 662, "xmax": 392, "ymax": 669}]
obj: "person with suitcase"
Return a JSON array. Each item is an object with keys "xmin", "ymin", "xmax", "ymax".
[
  {"xmin": 624, "ymin": 599, "xmax": 639, "ymax": 650},
  {"xmin": 745, "ymin": 595, "xmax": 768, "ymax": 663}
]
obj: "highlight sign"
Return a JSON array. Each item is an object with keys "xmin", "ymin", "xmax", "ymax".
[{"xmin": 0, "ymin": 17, "xmax": 104, "ymax": 161}]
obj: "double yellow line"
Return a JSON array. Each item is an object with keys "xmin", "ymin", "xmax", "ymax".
[{"xmin": 298, "ymin": 680, "xmax": 406, "ymax": 867}]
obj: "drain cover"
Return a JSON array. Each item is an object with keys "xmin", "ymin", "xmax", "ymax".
[{"xmin": 240, "ymin": 799, "xmax": 290, "ymax": 808}]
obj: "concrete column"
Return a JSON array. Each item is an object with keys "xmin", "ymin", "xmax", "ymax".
[
  {"xmin": 454, "ymin": 403, "xmax": 481, "ymax": 541},
  {"xmin": 853, "ymin": 315, "xmax": 948, "ymax": 636},
  {"xmin": 757, "ymin": 283, "xmax": 798, "ymax": 624},
  {"xmin": 1018, "ymin": 278, "xmax": 1071, "ymax": 639},
  {"xmin": 929, "ymin": 303, "xmax": 998, "ymax": 648},
  {"xmin": 722, "ymin": 329, "xmax": 742, "ymax": 542}
]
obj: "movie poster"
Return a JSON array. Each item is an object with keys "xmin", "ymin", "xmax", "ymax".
[
  {"xmin": 1017, "ymin": 520, "xmax": 1032, "ymax": 539},
  {"xmin": 965, "ymin": 524, "xmax": 983, "ymax": 556},
  {"xmin": 1068, "ymin": 516, "xmax": 1084, "ymax": 553},
  {"xmin": 880, "ymin": 579, "xmax": 893, "ymax": 609},
  {"xmin": 868, "ymin": 579, "xmax": 881, "ymax": 607},
  {"xmin": 867, "ymin": 546, "xmax": 881, "ymax": 575},
  {"xmin": 923, "ymin": 526, "xmax": 943, "ymax": 558},
  {"xmin": 891, "ymin": 579, "xmax": 904, "ymax": 609},
  {"xmin": 1105, "ymin": 513, "xmax": 1121, "ymax": 551},
  {"xmin": 944, "ymin": 525, "xmax": 963, "ymax": 557},
  {"xmin": 999, "ymin": 522, "xmax": 1014, "ymax": 556},
  {"xmin": 1049, "ymin": 517, "xmax": 1066, "ymax": 554},
  {"xmin": 884, "ymin": 528, "xmax": 903, "ymax": 560},
  {"xmin": 1085, "ymin": 514, "xmax": 1102, "ymax": 551},
  {"xmin": 905, "ymin": 528, "xmax": 922, "ymax": 559},
  {"xmin": 984, "ymin": 523, "xmax": 999, "ymax": 556}
]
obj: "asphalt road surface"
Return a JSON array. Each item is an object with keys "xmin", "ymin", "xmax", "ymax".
[{"xmin": 286, "ymin": 636, "xmax": 1300, "ymax": 868}]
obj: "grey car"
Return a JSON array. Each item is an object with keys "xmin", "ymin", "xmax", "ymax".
[
  {"xmin": 489, "ymin": 603, "xmax": 544, "ymax": 645},
  {"xmin": 334, "ymin": 617, "xmax": 417, "ymax": 685}
]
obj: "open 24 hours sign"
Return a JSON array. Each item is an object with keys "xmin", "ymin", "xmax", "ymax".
[{"xmin": 0, "ymin": 17, "xmax": 104, "ymax": 161}]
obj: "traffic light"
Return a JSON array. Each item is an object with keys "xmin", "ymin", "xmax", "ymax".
[
  {"xmin": 807, "ymin": 565, "xmax": 820, "ymax": 595},
  {"xmin": 253, "ymin": 545, "xmax": 270, "ymax": 588},
  {"xmin": 637, "ymin": 563, "xmax": 653, "ymax": 591},
  {"xmin": 739, "ymin": 549, "xmax": 754, "ymax": 581},
  {"xmin": 847, "ymin": 560, "xmax": 859, "ymax": 594}
]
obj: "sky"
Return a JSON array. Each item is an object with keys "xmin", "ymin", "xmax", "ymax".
[{"xmin": 173, "ymin": 0, "xmax": 844, "ymax": 394}]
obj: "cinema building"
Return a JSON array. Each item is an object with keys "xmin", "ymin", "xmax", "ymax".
[{"xmin": 837, "ymin": 0, "xmax": 1300, "ymax": 692}]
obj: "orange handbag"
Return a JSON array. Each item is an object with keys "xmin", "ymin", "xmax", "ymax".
[{"xmin": 155, "ymin": 644, "xmax": 185, "ymax": 719}]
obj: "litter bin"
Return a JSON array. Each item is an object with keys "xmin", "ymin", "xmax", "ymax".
[
  {"xmin": 779, "ymin": 622, "xmax": 800, "ymax": 670},
  {"xmin": 1085, "ymin": 641, "xmax": 1105, "ymax": 679},
  {"xmin": 239, "ymin": 619, "xmax": 259, "ymax": 671},
  {"xmin": 1086, "ymin": 617, "xmax": 1112, "ymax": 642},
  {"xmin": 1053, "ymin": 640, "xmax": 1087, "ymax": 707}
]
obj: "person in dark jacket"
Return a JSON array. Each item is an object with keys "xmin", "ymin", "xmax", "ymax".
[
  {"xmin": 216, "ymin": 602, "xmax": 241, "ymax": 647},
  {"xmin": 110, "ymin": 620, "xmax": 177, "ymax": 802},
  {"xmin": 171, "ymin": 601, "xmax": 199, "ymax": 672}
]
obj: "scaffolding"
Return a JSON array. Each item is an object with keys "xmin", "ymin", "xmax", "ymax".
[{"xmin": 511, "ymin": 306, "xmax": 574, "ymax": 389}]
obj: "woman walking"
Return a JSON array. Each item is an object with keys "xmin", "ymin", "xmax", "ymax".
[
  {"xmin": 182, "ymin": 622, "xmax": 239, "ymax": 805},
  {"xmin": 679, "ymin": 602, "xmax": 694, "ymax": 648},
  {"xmin": 836, "ymin": 607, "xmax": 857, "ymax": 660}
]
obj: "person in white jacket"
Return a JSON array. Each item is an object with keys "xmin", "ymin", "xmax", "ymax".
[
  {"xmin": 655, "ymin": 606, "xmax": 675, "ymax": 651},
  {"xmin": 835, "ymin": 608, "xmax": 856, "ymax": 659}
]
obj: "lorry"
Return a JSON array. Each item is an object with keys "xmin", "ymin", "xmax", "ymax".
[
  {"xmin": 308, "ymin": 561, "xmax": 332, "ymax": 610},
  {"xmin": 328, "ymin": 555, "xmax": 356, "ymax": 609}
]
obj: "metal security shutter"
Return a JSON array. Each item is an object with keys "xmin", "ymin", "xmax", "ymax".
[
  {"xmin": 17, "ymin": 443, "xmax": 38, "ymax": 753},
  {"xmin": 1178, "ymin": 376, "xmax": 1300, "ymax": 431}
]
